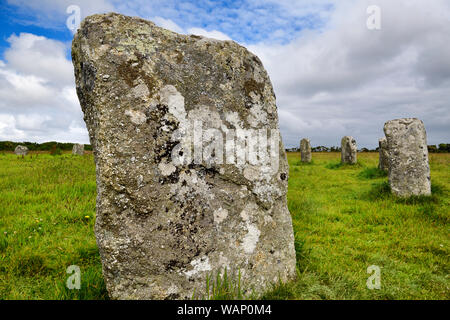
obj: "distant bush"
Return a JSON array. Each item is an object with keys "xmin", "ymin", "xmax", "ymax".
[
  {"xmin": 428, "ymin": 144, "xmax": 450, "ymax": 153},
  {"xmin": 438, "ymin": 144, "xmax": 450, "ymax": 153},
  {"xmin": 50, "ymin": 145, "xmax": 62, "ymax": 156}
]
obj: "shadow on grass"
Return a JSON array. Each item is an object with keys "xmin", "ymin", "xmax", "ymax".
[
  {"xmin": 288, "ymin": 198, "xmax": 316, "ymax": 217},
  {"xmin": 14, "ymin": 253, "xmax": 53, "ymax": 277},
  {"xmin": 362, "ymin": 181, "xmax": 448, "ymax": 224},
  {"xmin": 325, "ymin": 161, "xmax": 363, "ymax": 170},
  {"xmin": 260, "ymin": 277, "xmax": 298, "ymax": 300},
  {"xmin": 417, "ymin": 202, "xmax": 449, "ymax": 224},
  {"xmin": 292, "ymin": 160, "xmax": 315, "ymax": 166},
  {"xmin": 358, "ymin": 167, "xmax": 387, "ymax": 180},
  {"xmin": 363, "ymin": 181, "xmax": 445, "ymax": 204}
]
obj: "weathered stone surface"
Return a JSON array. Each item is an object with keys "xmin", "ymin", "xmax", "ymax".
[
  {"xmin": 378, "ymin": 137, "xmax": 389, "ymax": 171},
  {"xmin": 383, "ymin": 118, "xmax": 431, "ymax": 197},
  {"xmin": 72, "ymin": 144, "xmax": 85, "ymax": 156},
  {"xmin": 72, "ymin": 13, "xmax": 296, "ymax": 300},
  {"xmin": 14, "ymin": 145, "xmax": 28, "ymax": 156},
  {"xmin": 300, "ymin": 138, "xmax": 311, "ymax": 163},
  {"xmin": 341, "ymin": 136, "xmax": 357, "ymax": 164}
]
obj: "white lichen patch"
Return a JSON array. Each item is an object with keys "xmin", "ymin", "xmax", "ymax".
[
  {"xmin": 158, "ymin": 161, "xmax": 176, "ymax": 176},
  {"xmin": 243, "ymin": 165, "xmax": 259, "ymax": 181},
  {"xmin": 242, "ymin": 222, "xmax": 261, "ymax": 254},
  {"xmin": 125, "ymin": 109, "xmax": 147, "ymax": 125},
  {"xmin": 130, "ymin": 83, "xmax": 150, "ymax": 98},
  {"xmin": 239, "ymin": 203, "xmax": 261, "ymax": 254},
  {"xmin": 160, "ymin": 85, "xmax": 187, "ymax": 128},
  {"xmin": 225, "ymin": 112, "xmax": 244, "ymax": 131},
  {"xmin": 214, "ymin": 208, "xmax": 228, "ymax": 224},
  {"xmin": 240, "ymin": 208, "xmax": 250, "ymax": 222},
  {"xmin": 167, "ymin": 285, "xmax": 179, "ymax": 295},
  {"xmin": 169, "ymin": 171, "xmax": 214, "ymax": 200},
  {"xmin": 188, "ymin": 105, "xmax": 222, "ymax": 129},
  {"xmin": 218, "ymin": 252, "xmax": 230, "ymax": 269},
  {"xmin": 248, "ymin": 103, "xmax": 268, "ymax": 128},
  {"xmin": 183, "ymin": 256, "xmax": 212, "ymax": 278}
]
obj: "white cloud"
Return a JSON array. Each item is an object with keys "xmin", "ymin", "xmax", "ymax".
[
  {"xmin": 249, "ymin": 0, "xmax": 450, "ymax": 148},
  {"xmin": 0, "ymin": 33, "xmax": 88, "ymax": 143},
  {"xmin": 187, "ymin": 28, "xmax": 231, "ymax": 41},
  {"xmin": 5, "ymin": 33, "xmax": 74, "ymax": 86},
  {"xmin": 152, "ymin": 16, "xmax": 184, "ymax": 34},
  {"xmin": 0, "ymin": 114, "xmax": 26, "ymax": 141},
  {"xmin": 150, "ymin": 17, "xmax": 233, "ymax": 41}
]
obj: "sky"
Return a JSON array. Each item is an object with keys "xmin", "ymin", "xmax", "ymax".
[{"xmin": 0, "ymin": 0, "xmax": 449, "ymax": 149}]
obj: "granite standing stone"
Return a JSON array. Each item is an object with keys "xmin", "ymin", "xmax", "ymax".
[
  {"xmin": 72, "ymin": 144, "xmax": 85, "ymax": 156},
  {"xmin": 14, "ymin": 145, "xmax": 29, "ymax": 156},
  {"xmin": 72, "ymin": 13, "xmax": 296, "ymax": 300},
  {"xmin": 300, "ymin": 138, "xmax": 312, "ymax": 163},
  {"xmin": 383, "ymin": 118, "xmax": 431, "ymax": 197},
  {"xmin": 378, "ymin": 137, "xmax": 389, "ymax": 171},
  {"xmin": 341, "ymin": 136, "xmax": 357, "ymax": 164}
]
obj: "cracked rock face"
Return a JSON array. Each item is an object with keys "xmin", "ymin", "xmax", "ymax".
[
  {"xmin": 383, "ymin": 118, "xmax": 431, "ymax": 197},
  {"xmin": 300, "ymin": 138, "xmax": 311, "ymax": 163},
  {"xmin": 72, "ymin": 144, "xmax": 85, "ymax": 156},
  {"xmin": 72, "ymin": 13, "xmax": 296, "ymax": 300},
  {"xmin": 14, "ymin": 145, "xmax": 28, "ymax": 156},
  {"xmin": 341, "ymin": 136, "xmax": 357, "ymax": 164},
  {"xmin": 378, "ymin": 138, "xmax": 388, "ymax": 171}
]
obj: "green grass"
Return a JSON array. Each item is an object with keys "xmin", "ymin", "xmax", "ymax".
[
  {"xmin": 0, "ymin": 152, "xmax": 449, "ymax": 300},
  {"xmin": 276, "ymin": 152, "xmax": 450, "ymax": 300},
  {"xmin": 195, "ymin": 269, "xmax": 247, "ymax": 300},
  {"xmin": 358, "ymin": 167, "xmax": 388, "ymax": 180},
  {"xmin": 0, "ymin": 153, "xmax": 106, "ymax": 300}
]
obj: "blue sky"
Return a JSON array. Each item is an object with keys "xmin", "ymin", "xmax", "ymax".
[
  {"xmin": 0, "ymin": 0, "xmax": 333, "ymax": 49},
  {"xmin": 0, "ymin": 0, "xmax": 449, "ymax": 148},
  {"xmin": 0, "ymin": 2, "xmax": 68, "ymax": 58}
]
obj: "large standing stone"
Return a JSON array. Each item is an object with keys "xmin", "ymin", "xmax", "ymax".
[
  {"xmin": 14, "ymin": 145, "xmax": 28, "ymax": 156},
  {"xmin": 72, "ymin": 144, "xmax": 85, "ymax": 156},
  {"xmin": 383, "ymin": 118, "xmax": 431, "ymax": 197},
  {"xmin": 72, "ymin": 13, "xmax": 296, "ymax": 300},
  {"xmin": 341, "ymin": 136, "xmax": 357, "ymax": 164},
  {"xmin": 378, "ymin": 137, "xmax": 389, "ymax": 171},
  {"xmin": 300, "ymin": 138, "xmax": 312, "ymax": 163}
]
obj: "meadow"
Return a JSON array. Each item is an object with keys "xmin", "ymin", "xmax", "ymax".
[{"xmin": 0, "ymin": 152, "xmax": 448, "ymax": 300}]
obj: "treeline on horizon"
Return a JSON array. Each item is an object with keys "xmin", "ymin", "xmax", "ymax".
[
  {"xmin": 0, "ymin": 141, "xmax": 92, "ymax": 152},
  {"xmin": 0, "ymin": 141, "xmax": 448, "ymax": 153},
  {"xmin": 286, "ymin": 143, "xmax": 450, "ymax": 153}
]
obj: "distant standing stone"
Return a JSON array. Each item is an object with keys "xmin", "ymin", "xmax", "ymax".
[
  {"xmin": 14, "ymin": 145, "xmax": 29, "ymax": 156},
  {"xmin": 383, "ymin": 118, "xmax": 431, "ymax": 197},
  {"xmin": 300, "ymin": 138, "xmax": 312, "ymax": 163},
  {"xmin": 378, "ymin": 137, "xmax": 389, "ymax": 171},
  {"xmin": 72, "ymin": 13, "xmax": 296, "ymax": 300},
  {"xmin": 72, "ymin": 144, "xmax": 85, "ymax": 156},
  {"xmin": 341, "ymin": 136, "xmax": 357, "ymax": 164}
]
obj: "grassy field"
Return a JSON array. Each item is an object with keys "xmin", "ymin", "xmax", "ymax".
[{"xmin": 0, "ymin": 152, "xmax": 448, "ymax": 300}]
